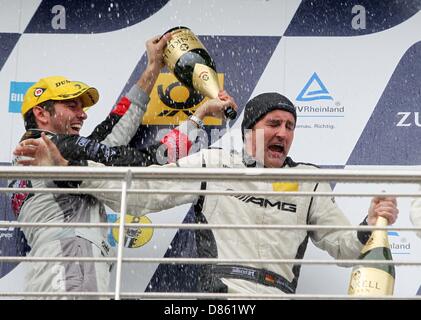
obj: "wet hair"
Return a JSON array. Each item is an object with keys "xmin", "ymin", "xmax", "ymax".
[{"xmin": 23, "ymin": 100, "xmax": 56, "ymax": 130}]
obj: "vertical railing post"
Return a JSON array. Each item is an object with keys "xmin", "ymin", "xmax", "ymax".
[{"xmin": 114, "ymin": 169, "xmax": 132, "ymax": 300}]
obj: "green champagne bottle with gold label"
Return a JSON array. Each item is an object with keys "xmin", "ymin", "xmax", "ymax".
[{"xmin": 348, "ymin": 216, "xmax": 395, "ymax": 296}]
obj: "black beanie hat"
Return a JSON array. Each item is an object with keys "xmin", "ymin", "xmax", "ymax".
[{"xmin": 241, "ymin": 92, "xmax": 297, "ymax": 137}]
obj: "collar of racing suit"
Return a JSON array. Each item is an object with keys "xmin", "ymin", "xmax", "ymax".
[
  {"xmin": 19, "ymin": 129, "xmax": 55, "ymax": 142},
  {"xmin": 242, "ymin": 152, "xmax": 292, "ymax": 168}
]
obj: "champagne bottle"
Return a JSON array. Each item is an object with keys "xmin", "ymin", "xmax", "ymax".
[
  {"xmin": 163, "ymin": 26, "xmax": 237, "ymax": 120},
  {"xmin": 348, "ymin": 216, "xmax": 395, "ymax": 296}
]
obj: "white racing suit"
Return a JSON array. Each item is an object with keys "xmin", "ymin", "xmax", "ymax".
[
  {"xmin": 82, "ymin": 148, "xmax": 369, "ymax": 294},
  {"xmin": 9, "ymin": 85, "xmax": 170, "ymax": 298}
]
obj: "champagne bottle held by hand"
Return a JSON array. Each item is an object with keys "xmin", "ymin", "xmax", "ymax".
[
  {"xmin": 162, "ymin": 26, "xmax": 237, "ymax": 120},
  {"xmin": 348, "ymin": 216, "xmax": 395, "ymax": 296}
]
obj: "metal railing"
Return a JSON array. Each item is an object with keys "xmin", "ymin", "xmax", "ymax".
[{"xmin": 1, "ymin": 166, "xmax": 421, "ymax": 300}]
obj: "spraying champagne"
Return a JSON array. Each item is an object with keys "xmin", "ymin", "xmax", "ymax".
[{"xmin": 162, "ymin": 26, "xmax": 237, "ymax": 120}]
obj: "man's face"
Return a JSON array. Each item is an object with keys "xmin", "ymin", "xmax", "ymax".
[
  {"xmin": 245, "ymin": 109, "xmax": 295, "ymax": 168},
  {"xmin": 42, "ymin": 98, "xmax": 87, "ymax": 135}
]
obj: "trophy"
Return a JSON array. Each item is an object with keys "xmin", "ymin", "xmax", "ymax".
[{"xmin": 162, "ymin": 26, "xmax": 237, "ymax": 120}]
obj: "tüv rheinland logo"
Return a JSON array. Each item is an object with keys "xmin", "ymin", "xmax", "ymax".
[
  {"xmin": 388, "ymin": 231, "xmax": 411, "ymax": 255},
  {"xmin": 296, "ymin": 72, "xmax": 333, "ymax": 102},
  {"xmin": 295, "ymin": 73, "xmax": 345, "ymax": 128}
]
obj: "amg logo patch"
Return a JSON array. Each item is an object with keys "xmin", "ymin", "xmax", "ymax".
[{"xmin": 234, "ymin": 195, "xmax": 297, "ymax": 212}]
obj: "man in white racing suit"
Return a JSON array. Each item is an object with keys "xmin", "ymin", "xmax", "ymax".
[
  {"xmin": 15, "ymin": 92, "xmax": 398, "ymax": 295},
  {"xmin": 10, "ymin": 34, "xmax": 173, "ymax": 298}
]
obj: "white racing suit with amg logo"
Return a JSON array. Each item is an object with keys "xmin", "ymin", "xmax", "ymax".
[
  {"xmin": 10, "ymin": 84, "xmax": 195, "ymax": 298},
  {"xmin": 82, "ymin": 148, "xmax": 369, "ymax": 295}
]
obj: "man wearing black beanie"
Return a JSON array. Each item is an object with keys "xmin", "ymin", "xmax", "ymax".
[
  {"xmin": 16, "ymin": 91, "xmax": 399, "ymax": 297},
  {"xmin": 241, "ymin": 92, "xmax": 297, "ymax": 168},
  {"xmin": 242, "ymin": 92, "xmax": 297, "ymax": 135}
]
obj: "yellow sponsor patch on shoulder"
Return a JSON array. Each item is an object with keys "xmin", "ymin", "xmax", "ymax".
[{"xmin": 272, "ymin": 182, "xmax": 299, "ymax": 192}]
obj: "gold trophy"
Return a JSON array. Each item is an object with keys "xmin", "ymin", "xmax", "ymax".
[{"xmin": 162, "ymin": 26, "xmax": 237, "ymax": 120}]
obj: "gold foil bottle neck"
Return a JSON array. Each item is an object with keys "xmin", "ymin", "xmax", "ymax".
[
  {"xmin": 192, "ymin": 63, "xmax": 221, "ymax": 98},
  {"xmin": 361, "ymin": 216, "xmax": 389, "ymax": 254}
]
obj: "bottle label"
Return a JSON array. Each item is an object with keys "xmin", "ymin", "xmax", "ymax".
[
  {"xmin": 163, "ymin": 28, "xmax": 206, "ymax": 71},
  {"xmin": 360, "ymin": 231, "xmax": 389, "ymax": 254},
  {"xmin": 348, "ymin": 267, "xmax": 394, "ymax": 296},
  {"xmin": 192, "ymin": 63, "xmax": 221, "ymax": 98}
]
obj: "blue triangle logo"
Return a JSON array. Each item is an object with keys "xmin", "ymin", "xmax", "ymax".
[{"xmin": 296, "ymin": 72, "xmax": 333, "ymax": 101}]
